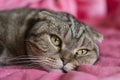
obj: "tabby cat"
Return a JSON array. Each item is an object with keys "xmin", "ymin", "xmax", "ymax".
[{"xmin": 0, "ymin": 8, "xmax": 103, "ymax": 72}]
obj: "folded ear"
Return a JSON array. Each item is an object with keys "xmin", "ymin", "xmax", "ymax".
[
  {"xmin": 86, "ymin": 26, "xmax": 103, "ymax": 43},
  {"xmin": 34, "ymin": 9, "xmax": 69, "ymax": 21},
  {"xmin": 34, "ymin": 9, "xmax": 56, "ymax": 21},
  {"xmin": 25, "ymin": 9, "xmax": 56, "ymax": 38},
  {"xmin": 25, "ymin": 9, "xmax": 54, "ymax": 29}
]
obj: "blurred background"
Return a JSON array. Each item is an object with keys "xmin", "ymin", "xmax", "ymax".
[{"xmin": 0, "ymin": 0, "xmax": 120, "ymax": 65}]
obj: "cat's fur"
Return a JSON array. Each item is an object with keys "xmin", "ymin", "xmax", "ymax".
[{"xmin": 0, "ymin": 8, "xmax": 103, "ymax": 72}]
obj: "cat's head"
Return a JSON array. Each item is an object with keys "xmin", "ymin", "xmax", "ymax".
[{"xmin": 26, "ymin": 9, "xmax": 103, "ymax": 72}]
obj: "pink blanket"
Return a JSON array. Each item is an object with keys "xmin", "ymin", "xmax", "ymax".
[{"xmin": 0, "ymin": 0, "xmax": 120, "ymax": 80}]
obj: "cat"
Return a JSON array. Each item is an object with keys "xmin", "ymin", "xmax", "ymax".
[{"xmin": 0, "ymin": 8, "xmax": 103, "ymax": 72}]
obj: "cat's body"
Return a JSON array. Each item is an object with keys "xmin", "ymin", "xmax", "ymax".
[
  {"xmin": 0, "ymin": 8, "xmax": 35, "ymax": 64},
  {"xmin": 0, "ymin": 8, "xmax": 103, "ymax": 72}
]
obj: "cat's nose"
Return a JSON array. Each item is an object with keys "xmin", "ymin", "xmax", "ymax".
[
  {"xmin": 61, "ymin": 49, "xmax": 73, "ymax": 65},
  {"xmin": 61, "ymin": 58, "xmax": 69, "ymax": 65}
]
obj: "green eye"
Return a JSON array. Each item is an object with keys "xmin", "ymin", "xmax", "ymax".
[
  {"xmin": 50, "ymin": 35, "xmax": 61, "ymax": 46},
  {"xmin": 76, "ymin": 49, "xmax": 88, "ymax": 57}
]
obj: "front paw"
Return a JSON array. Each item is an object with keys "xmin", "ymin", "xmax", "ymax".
[{"xmin": 63, "ymin": 63, "xmax": 76, "ymax": 72}]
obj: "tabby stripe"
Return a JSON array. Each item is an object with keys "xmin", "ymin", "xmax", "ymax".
[{"xmin": 69, "ymin": 16, "xmax": 76, "ymax": 38}]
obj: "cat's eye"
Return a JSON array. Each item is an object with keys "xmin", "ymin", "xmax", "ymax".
[
  {"xmin": 50, "ymin": 35, "xmax": 61, "ymax": 46},
  {"xmin": 75, "ymin": 49, "xmax": 89, "ymax": 57}
]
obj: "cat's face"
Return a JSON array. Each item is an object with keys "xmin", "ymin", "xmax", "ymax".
[{"xmin": 26, "ymin": 10, "xmax": 103, "ymax": 72}]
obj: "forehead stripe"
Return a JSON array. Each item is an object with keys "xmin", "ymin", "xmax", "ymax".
[
  {"xmin": 69, "ymin": 16, "xmax": 85, "ymax": 39},
  {"xmin": 69, "ymin": 16, "xmax": 76, "ymax": 38}
]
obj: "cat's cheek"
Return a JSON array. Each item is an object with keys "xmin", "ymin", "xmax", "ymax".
[
  {"xmin": 41, "ymin": 58, "xmax": 63, "ymax": 72},
  {"xmin": 63, "ymin": 63, "xmax": 75, "ymax": 72}
]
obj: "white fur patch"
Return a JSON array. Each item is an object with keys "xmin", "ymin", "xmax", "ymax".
[{"xmin": 63, "ymin": 63, "xmax": 74, "ymax": 72}]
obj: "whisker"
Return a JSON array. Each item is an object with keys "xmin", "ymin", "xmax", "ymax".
[
  {"xmin": 7, "ymin": 59, "xmax": 42, "ymax": 65},
  {"xmin": 8, "ymin": 57, "xmax": 39, "ymax": 61},
  {"xmin": 6, "ymin": 55, "xmax": 40, "ymax": 61},
  {"xmin": 5, "ymin": 55, "xmax": 43, "ymax": 65},
  {"xmin": 5, "ymin": 55, "xmax": 49, "ymax": 66}
]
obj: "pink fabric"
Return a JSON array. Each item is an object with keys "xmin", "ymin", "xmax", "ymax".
[{"xmin": 0, "ymin": 0, "xmax": 120, "ymax": 80}]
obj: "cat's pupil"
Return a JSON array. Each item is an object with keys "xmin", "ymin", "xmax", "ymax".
[
  {"xmin": 82, "ymin": 50, "xmax": 88, "ymax": 54},
  {"xmin": 54, "ymin": 38, "xmax": 58, "ymax": 42},
  {"xmin": 51, "ymin": 35, "xmax": 61, "ymax": 46},
  {"xmin": 75, "ymin": 49, "xmax": 88, "ymax": 57}
]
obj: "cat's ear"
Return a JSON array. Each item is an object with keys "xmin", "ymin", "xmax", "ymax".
[
  {"xmin": 86, "ymin": 26, "xmax": 103, "ymax": 43},
  {"xmin": 34, "ymin": 9, "xmax": 56, "ymax": 21}
]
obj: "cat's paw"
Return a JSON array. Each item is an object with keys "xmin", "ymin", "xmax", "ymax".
[{"xmin": 63, "ymin": 63, "xmax": 75, "ymax": 72}]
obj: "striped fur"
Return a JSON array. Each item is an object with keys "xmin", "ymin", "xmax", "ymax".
[{"xmin": 0, "ymin": 8, "xmax": 103, "ymax": 72}]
